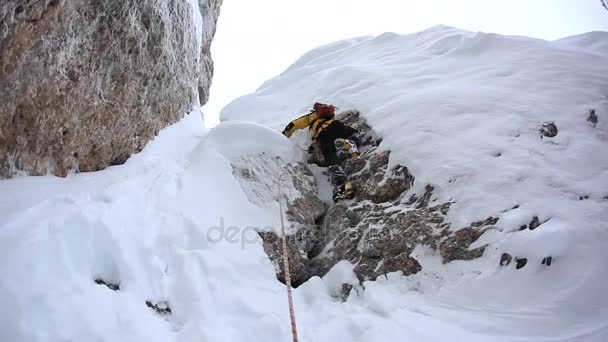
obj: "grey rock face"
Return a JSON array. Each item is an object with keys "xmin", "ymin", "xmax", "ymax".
[
  {"xmin": 0, "ymin": 0, "xmax": 222, "ymax": 177},
  {"xmin": 232, "ymin": 153, "xmax": 326, "ymax": 286},
  {"xmin": 540, "ymin": 121, "xmax": 558, "ymax": 138},
  {"xmin": 234, "ymin": 111, "xmax": 500, "ymax": 288},
  {"xmin": 587, "ymin": 109, "xmax": 598, "ymax": 127},
  {"xmin": 198, "ymin": 0, "xmax": 223, "ymax": 105}
]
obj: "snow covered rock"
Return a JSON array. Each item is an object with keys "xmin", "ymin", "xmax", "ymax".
[
  {"xmin": 236, "ymin": 111, "xmax": 501, "ymax": 286},
  {"xmin": 232, "ymin": 153, "xmax": 326, "ymax": 285},
  {"xmin": 0, "ymin": 0, "xmax": 222, "ymax": 177}
]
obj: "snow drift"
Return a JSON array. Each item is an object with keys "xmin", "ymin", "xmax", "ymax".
[{"xmin": 1, "ymin": 25, "xmax": 607, "ymax": 342}]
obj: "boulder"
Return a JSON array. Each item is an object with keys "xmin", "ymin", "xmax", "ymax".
[{"xmin": 0, "ymin": 0, "xmax": 223, "ymax": 177}]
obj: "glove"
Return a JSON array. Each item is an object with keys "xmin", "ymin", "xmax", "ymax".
[{"xmin": 282, "ymin": 122, "xmax": 294, "ymax": 137}]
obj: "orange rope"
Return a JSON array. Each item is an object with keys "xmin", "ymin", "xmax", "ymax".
[{"xmin": 275, "ymin": 157, "xmax": 299, "ymax": 342}]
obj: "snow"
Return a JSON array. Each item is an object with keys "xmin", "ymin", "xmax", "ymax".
[
  {"xmin": 187, "ymin": 0, "xmax": 203, "ymax": 56},
  {"xmin": 2, "ymin": 25, "xmax": 608, "ymax": 342}
]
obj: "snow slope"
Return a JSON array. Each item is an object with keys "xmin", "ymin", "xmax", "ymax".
[
  {"xmin": 1, "ymin": 25, "xmax": 607, "ymax": 342},
  {"xmin": 221, "ymin": 25, "xmax": 608, "ymax": 340}
]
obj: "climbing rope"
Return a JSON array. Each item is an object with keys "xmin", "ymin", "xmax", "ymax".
[{"xmin": 275, "ymin": 157, "xmax": 300, "ymax": 342}]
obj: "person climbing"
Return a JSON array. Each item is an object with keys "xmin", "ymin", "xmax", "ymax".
[{"xmin": 281, "ymin": 102, "xmax": 362, "ymax": 202}]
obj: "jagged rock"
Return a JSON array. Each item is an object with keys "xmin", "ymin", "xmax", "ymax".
[
  {"xmin": 438, "ymin": 217, "xmax": 498, "ymax": 263},
  {"xmin": 311, "ymin": 198, "xmax": 442, "ymax": 282},
  {"xmin": 528, "ymin": 216, "xmax": 541, "ymax": 230},
  {"xmin": 232, "ymin": 153, "xmax": 326, "ymax": 286},
  {"xmin": 258, "ymin": 232, "xmax": 312, "ymax": 287},
  {"xmin": 587, "ymin": 109, "xmax": 598, "ymax": 127},
  {"xmin": 146, "ymin": 300, "xmax": 172, "ymax": 316},
  {"xmin": 94, "ymin": 278, "xmax": 119, "ymax": 291},
  {"xmin": 439, "ymin": 227, "xmax": 487, "ymax": 263},
  {"xmin": 541, "ymin": 256, "xmax": 553, "ymax": 266},
  {"xmin": 500, "ymin": 253, "xmax": 513, "ymax": 266},
  {"xmin": 339, "ymin": 284, "xmax": 354, "ymax": 302},
  {"xmin": 0, "ymin": 0, "xmax": 223, "ymax": 177},
  {"xmin": 539, "ymin": 122, "xmax": 558, "ymax": 138},
  {"xmin": 238, "ymin": 111, "xmax": 499, "ymax": 286},
  {"xmin": 515, "ymin": 257, "xmax": 528, "ymax": 269},
  {"xmin": 408, "ymin": 185, "xmax": 435, "ymax": 209},
  {"xmin": 198, "ymin": 0, "xmax": 223, "ymax": 105},
  {"xmin": 346, "ymin": 149, "xmax": 415, "ymax": 204}
]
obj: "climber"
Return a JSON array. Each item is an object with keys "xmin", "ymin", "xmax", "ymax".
[{"xmin": 282, "ymin": 102, "xmax": 362, "ymax": 202}]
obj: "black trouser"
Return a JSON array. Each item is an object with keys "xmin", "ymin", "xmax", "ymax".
[{"xmin": 317, "ymin": 120, "xmax": 358, "ymax": 166}]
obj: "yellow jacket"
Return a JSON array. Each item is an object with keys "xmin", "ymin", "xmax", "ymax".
[{"xmin": 282, "ymin": 111, "xmax": 335, "ymax": 141}]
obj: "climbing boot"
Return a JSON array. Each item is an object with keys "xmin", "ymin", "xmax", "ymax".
[
  {"xmin": 335, "ymin": 138, "xmax": 360, "ymax": 162},
  {"xmin": 332, "ymin": 181, "xmax": 355, "ymax": 202}
]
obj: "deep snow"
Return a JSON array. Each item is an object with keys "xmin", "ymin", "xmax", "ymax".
[{"xmin": 1, "ymin": 25, "xmax": 608, "ymax": 341}]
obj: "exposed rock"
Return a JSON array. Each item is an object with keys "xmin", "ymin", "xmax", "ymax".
[
  {"xmin": 500, "ymin": 253, "xmax": 513, "ymax": 266},
  {"xmin": 587, "ymin": 109, "xmax": 598, "ymax": 127},
  {"xmin": 258, "ymin": 231, "xmax": 312, "ymax": 287},
  {"xmin": 232, "ymin": 153, "xmax": 326, "ymax": 286},
  {"xmin": 439, "ymin": 225, "xmax": 489, "ymax": 263},
  {"xmin": 528, "ymin": 216, "xmax": 541, "ymax": 230},
  {"xmin": 236, "ymin": 111, "xmax": 499, "ymax": 286},
  {"xmin": 0, "ymin": 0, "xmax": 223, "ymax": 177},
  {"xmin": 539, "ymin": 122, "xmax": 558, "ymax": 138},
  {"xmin": 345, "ymin": 148, "xmax": 415, "ymax": 204},
  {"xmin": 515, "ymin": 257, "xmax": 528, "ymax": 270},
  {"xmin": 541, "ymin": 256, "xmax": 553, "ymax": 266},
  {"xmin": 94, "ymin": 278, "xmax": 119, "ymax": 291},
  {"xmin": 145, "ymin": 300, "xmax": 172, "ymax": 316},
  {"xmin": 198, "ymin": 0, "xmax": 223, "ymax": 105},
  {"xmin": 339, "ymin": 283, "xmax": 354, "ymax": 302}
]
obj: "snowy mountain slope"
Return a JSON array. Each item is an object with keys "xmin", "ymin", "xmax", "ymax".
[
  {"xmin": 220, "ymin": 25, "xmax": 608, "ymax": 340},
  {"xmin": 0, "ymin": 111, "xmax": 508, "ymax": 342},
  {"xmin": 1, "ymin": 25, "xmax": 607, "ymax": 342},
  {"xmin": 222, "ymin": 25, "xmax": 608, "ymax": 252}
]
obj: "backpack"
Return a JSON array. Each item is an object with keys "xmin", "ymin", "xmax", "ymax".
[{"xmin": 313, "ymin": 102, "xmax": 337, "ymax": 119}]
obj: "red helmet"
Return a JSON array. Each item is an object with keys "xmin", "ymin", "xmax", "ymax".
[{"xmin": 313, "ymin": 102, "xmax": 336, "ymax": 117}]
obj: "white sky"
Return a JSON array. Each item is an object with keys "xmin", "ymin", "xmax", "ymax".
[{"xmin": 202, "ymin": 0, "xmax": 608, "ymax": 126}]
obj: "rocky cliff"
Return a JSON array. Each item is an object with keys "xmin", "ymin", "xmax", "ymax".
[
  {"xmin": 0, "ymin": 0, "xmax": 222, "ymax": 177},
  {"xmin": 233, "ymin": 110, "xmax": 523, "ymax": 293}
]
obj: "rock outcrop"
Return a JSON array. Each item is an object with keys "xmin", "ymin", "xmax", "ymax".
[
  {"xmin": 0, "ymin": 0, "xmax": 223, "ymax": 177},
  {"xmin": 198, "ymin": 0, "xmax": 223, "ymax": 105},
  {"xmin": 232, "ymin": 153, "xmax": 327, "ymax": 286},
  {"xmin": 232, "ymin": 110, "xmax": 501, "ymax": 289}
]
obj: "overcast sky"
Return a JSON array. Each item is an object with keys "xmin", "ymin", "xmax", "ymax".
[{"xmin": 202, "ymin": 0, "xmax": 608, "ymax": 126}]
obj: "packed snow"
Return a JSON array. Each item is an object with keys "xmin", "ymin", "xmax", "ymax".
[{"xmin": 2, "ymin": 25, "xmax": 608, "ymax": 342}]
